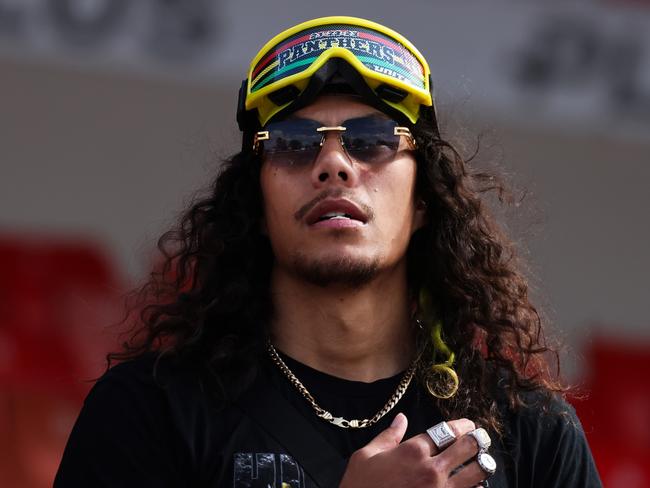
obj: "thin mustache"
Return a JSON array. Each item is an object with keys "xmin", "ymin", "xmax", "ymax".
[{"xmin": 294, "ymin": 189, "xmax": 374, "ymax": 222}]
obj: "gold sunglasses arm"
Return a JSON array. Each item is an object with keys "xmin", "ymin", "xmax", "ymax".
[
  {"xmin": 395, "ymin": 126, "xmax": 417, "ymax": 148},
  {"xmin": 253, "ymin": 130, "xmax": 269, "ymax": 151}
]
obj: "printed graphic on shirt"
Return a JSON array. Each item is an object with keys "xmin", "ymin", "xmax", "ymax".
[{"xmin": 233, "ymin": 452, "xmax": 307, "ymax": 488}]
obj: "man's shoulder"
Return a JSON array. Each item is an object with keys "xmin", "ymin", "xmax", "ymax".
[
  {"xmin": 80, "ymin": 352, "xmax": 251, "ymax": 446},
  {"xmin": 496, "ymin": 389, "xmax": 602, "ymax": 487},
  {"xmin": 487, "ymin": 369, "xmax": 576, "ymax": 427},
  {"xmin": 511, "ymin": 388, "xmax": 578, "ymax": 423},
  {"xmin": 87, "ymin": 352, "xmax": 217, "ymax": 411},
  {"xmin": 96, "ymin": 352, "xmax": 177, "ymax": 390},
  {"xmin": 102, "ymin": 352, "xmax": 184, "ymax": 381},
  {"xmin": 497, "ymin": 387, "xmax": 581, "ymax": 442},
  {"xmin": 100, "ymin": 352, "xmax": 158, "ymax": 383}
]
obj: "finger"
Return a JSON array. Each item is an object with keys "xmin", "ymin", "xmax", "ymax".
[
  {"xmin": 429, "ymin": 427, "xmax": 488, "ymax": 477},
  {"xmin": 446, "ymin": 458, "xmax": 490, "ymax": 488},
  {"xmin": 359, "ymin": 413, "xmax": 408, "ymax": 458},
  {"xmin": 467, "ymin": 428, "xmax": 491, "ymax": 451},
  {"xmin": 443, "ymin": 418, "xmax": 476, "ymax": 443},
  {"xmin": 409, "ymin": 418, "xmax": 476, "ymax": 457}
]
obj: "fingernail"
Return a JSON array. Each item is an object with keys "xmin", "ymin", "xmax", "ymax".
[{"xmin": 391, "ymin": 413, "xmax": 403, "ymax": 428}]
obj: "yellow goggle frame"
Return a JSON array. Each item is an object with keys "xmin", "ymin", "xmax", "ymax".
[{"xmin": 242, "ymin": 16, "xmax": 434, "ymax": 128}]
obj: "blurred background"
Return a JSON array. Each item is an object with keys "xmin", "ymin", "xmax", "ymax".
[{"xmin": 1, "ymin": 1, "xmax": 648, "ymax": 486}]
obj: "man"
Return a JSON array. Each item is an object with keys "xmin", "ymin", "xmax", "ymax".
[{"xmin": 55, "ymin": 16, "xmax": 602, "ymax": 487}]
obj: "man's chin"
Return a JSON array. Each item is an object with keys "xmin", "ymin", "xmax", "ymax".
[{"xmin": 289, "ymin": 252, "xmax": 380, "ymax": 288}]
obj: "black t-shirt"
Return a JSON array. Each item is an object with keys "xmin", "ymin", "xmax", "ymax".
[{"xmin": 54, "ymin": 353, "xmax": 602, "ymax": 487}]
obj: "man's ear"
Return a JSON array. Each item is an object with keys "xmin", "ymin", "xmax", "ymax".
[{"xmin": 412, "ymin": 198, "xmax": 428, "ymax": 232}]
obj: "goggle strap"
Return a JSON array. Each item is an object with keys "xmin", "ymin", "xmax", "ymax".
[
  {"xmin": 237, "ymin": 79, "xmax": 259, "ymax": 132},
  {"xmin": 425, "ymin": 73, "xmax": 440, "ymax": 137}
]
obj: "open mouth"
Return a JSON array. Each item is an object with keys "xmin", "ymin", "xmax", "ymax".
[
  {"xmin": 305, "ymin": 199, "xmax": 368, "ymax": 226},
  {"xmin": 317, "ymin": 212, "xmax": 355, "ymax": 222}
]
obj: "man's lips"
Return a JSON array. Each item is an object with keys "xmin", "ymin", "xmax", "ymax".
[
  {"xmin": 296, "ymin": 197, "xmax": 370, "ymax": 226},
  {"xmin": 305, "ymin": 199, "xmax": 368, "ymax": 225}
]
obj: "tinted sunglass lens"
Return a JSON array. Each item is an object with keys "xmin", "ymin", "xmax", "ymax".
[
  {"xmin": 263, "ymin": 119, "xmax": 322, "ymax": 167},
  {"xmin": 342, "ymin": 117, "xmax": 400, "ymax": 163}
]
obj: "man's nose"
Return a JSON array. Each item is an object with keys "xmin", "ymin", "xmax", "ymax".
[{"xmin": 310, "ymin": 133, "xmax": 360, "ymax": 187}]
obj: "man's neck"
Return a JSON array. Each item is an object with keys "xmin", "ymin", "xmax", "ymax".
[{"xmin": 269, "ymin": 265, "xmax": 415, "ymax": 383}]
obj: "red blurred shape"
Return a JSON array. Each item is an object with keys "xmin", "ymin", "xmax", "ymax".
[
  {"xmin": 0, "ymin": 234, "xmax": 122, "ymax": 397},
  {"xmin": 572, "ymin": 336, "xmax": 650, "ymax": 487},
  {"xmin": 0, "ymin": 233, "xmax": 125, "ymax": 488}
]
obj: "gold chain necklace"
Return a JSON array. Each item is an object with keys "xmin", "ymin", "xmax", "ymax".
[{"xmin": 267, "ymin": 342, "xmax": 418, "ymax": 429}]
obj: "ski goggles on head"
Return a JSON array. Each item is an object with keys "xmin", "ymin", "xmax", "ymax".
[
  {"xmin": 253, "ymin": 114, "xmax": 416, "ymax": 168},
  {"xmin": 237, "ymin": 16, "xmax": 438, "ymax": 136}
]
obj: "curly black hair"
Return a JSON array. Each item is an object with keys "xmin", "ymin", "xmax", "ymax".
[{"xmin": 109, "ymin": 116, "xmax": 566, "ymax": 434}]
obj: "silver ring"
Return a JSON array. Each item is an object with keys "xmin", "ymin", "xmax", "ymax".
[
  {"xmin": 426, "ymin": 421, "xmax": 457, "ymax": 450},
  {"xmin": 477, "ymin": 451, "xmax": 497, "ymax": 476},
  {"xmin": 468, "ymin": 427, "xmax": 491, "ymax": 451}
]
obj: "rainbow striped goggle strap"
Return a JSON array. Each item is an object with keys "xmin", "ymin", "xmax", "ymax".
[{"xmin": 243, "ymin": 16, "xmax": 434, "ymax": 127}]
